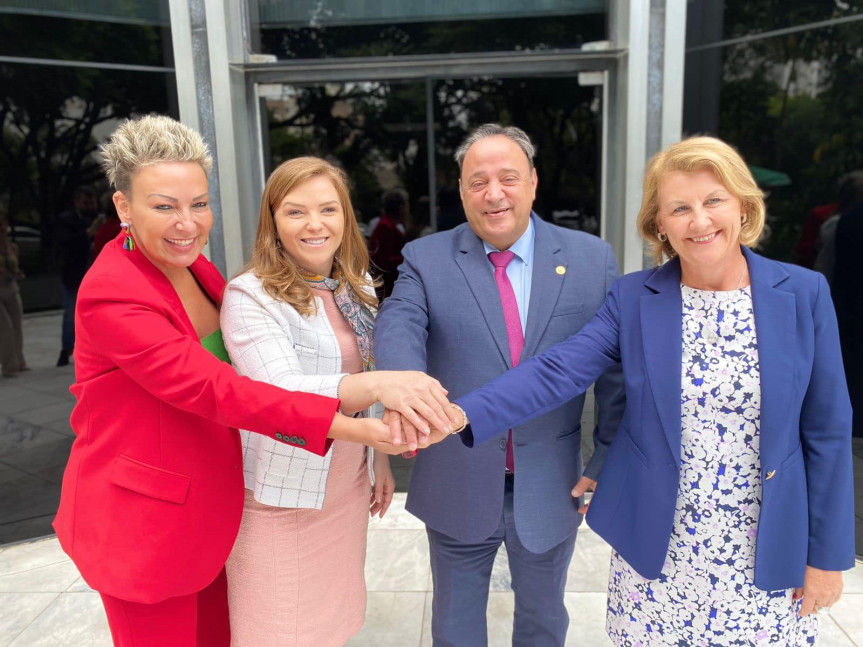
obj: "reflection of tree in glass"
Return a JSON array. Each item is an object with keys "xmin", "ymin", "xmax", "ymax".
[
  {"xmin": 261, "ymin": 15, "xmax": 604, "ymax": 59},
  {"xmin": 434, "ymin": 77, "xmax": 600, "ymax": 227},
  {"xmin": 713, "ymin": 0, "xmax": 863, "ymax": 259},
  {"xmin": 0, "ymin": 13, "xmax": 173, "ymax": 269},
  {"xmin": 267, "ymin": 77, "xmax": 601, "ymax": 233},
  {"xmin": 266, "ymin": 81, "xmax": 429, "ymax": 224}
]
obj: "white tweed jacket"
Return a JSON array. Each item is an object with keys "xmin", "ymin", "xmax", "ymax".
[{"xmin": 221, "ymin": 270, "xmax": 379, "ymax": 509}]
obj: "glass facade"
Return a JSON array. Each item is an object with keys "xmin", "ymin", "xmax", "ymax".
[
  {"xmin": 250, "ymin": 0, "xmax": 607, "ymax": 58},
  {"xmin": 261, "ymin": 77, "xmax": 601, "ymax": 235},
  {"xmin": 0, "ymin": 2, "xmax": 176, "ymax": 309}
]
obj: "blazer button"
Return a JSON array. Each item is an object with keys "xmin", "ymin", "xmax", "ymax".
[{"xmin": 499, "ymin": 439, "xmax": 507, "ymax": 451}]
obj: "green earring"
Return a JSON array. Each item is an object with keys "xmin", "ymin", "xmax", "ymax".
[{"xmin": 121, "ymin": 222, "xmax": 135, "ymax": 251}]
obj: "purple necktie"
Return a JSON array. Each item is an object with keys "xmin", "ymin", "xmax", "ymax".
[{"xmin": 489, "ymin": 251, "xmax": 523, "ymax": 473}]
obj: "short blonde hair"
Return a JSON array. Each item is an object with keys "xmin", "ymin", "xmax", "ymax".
[
  {"xmin": 100, "ymin": 115, "xmax": 213, "ymax": 193},
  {"xmin": 637, "ymin": 136, "xmax": 765, "ymax": 265},
  {"xmin": 250, "ymin": 157, "xmax": 377, "ymax": 315}
]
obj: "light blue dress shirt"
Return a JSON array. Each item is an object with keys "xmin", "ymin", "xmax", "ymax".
[{"xmin": 482, "ymin": 215, "xmax": 535, "ymax": 334}]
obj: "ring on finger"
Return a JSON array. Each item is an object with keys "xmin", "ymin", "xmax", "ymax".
[{"xmin": 816, "ymin": 606, "xmax": 831, "ymax": 615}]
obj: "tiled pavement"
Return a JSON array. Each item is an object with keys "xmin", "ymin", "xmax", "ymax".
[{"xmin": 0, "ymin": 312, "xmax": 861, "ymax": 645}]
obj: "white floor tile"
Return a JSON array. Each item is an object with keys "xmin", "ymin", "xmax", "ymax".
[
  {"xmin": 347, "ymin": 591, "xmax": 426, "ymax": 646},
  {"xmin": 0, "ymin": 592, "xmax": 59, "ymax": 647},
  {"xmin": 0, "ymin": 538, "xmax": 68, "ymax": 575},
  {"xmin": 8, "ymin": 592, "xmax": 111, "ymax": 646},
  {"xmin": 0, "ymin": 560, "xmax": 80, "ymax": 593},
  {"xmin": 825, "ymin": 593, "xmax": 863, "ymax": 645},
  {"xmin": 566, "ymin": 528, "xmax": 613, "ymax": 592},
  {"xmin": 367, "ymin": 494, "xmax": 424, "ymax": 530},
  {"xmin": 564, "ymin": 592, "xmax": 613, "ymax": 645},
  {"xmin": 364, "ymin": 529, "xmax": 430, "ymax": 592}
]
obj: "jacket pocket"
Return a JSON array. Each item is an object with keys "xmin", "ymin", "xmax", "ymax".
[{"xmin": 110, "ymin": 454, "xmax": 191, "ymax": 505}]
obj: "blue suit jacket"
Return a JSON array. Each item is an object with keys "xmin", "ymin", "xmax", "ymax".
[
  {"xmin": 458, "ymin": 247, "xmax": 855, "ymax": 589},
  {"xmin": 374, "ymin": 215, "xmax": 625, "ymax": 553}
]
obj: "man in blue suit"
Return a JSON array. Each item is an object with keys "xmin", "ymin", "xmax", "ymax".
[{"xmin": 374, "ymin": 124, "xmax": 625, "ymax": 646}]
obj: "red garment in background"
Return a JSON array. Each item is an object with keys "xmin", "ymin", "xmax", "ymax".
[
  {"xmin": 93, "ymin": 220, "xmax": 123, "ymax": 259},
  {"xmin": 369, "ymin": 214, "xmax": 406, "ymax": 299},
  {"xmin": 794, "ymin": 202, "xmax": 838, "ymax": 268}
]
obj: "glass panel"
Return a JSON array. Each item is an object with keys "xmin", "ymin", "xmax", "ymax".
[
  {"xmin": 687, "ymin": 0, "xmax": 863, "ymax": 45},
  {"xmin": 684, "ymin": 3, "xmax": 863, "ymax": 557},
  {"xmin": 433, "ymin": 78, "xmax": 602, "ymax": 234},
  {"xmin": 260, "ymin": 76, "xmax": 602, "ymax": 236},
  {"xmin": 0, "ymin": 8, "xmax": 170, "ymax": 65},
  {"xmin": 262, "ymin": 81, "xmax": 430, "ymax": 230},
  {"xmin": 251, "ymin": 1, "xmax": 607, "ymax": 59},
  {"xmin": 0, "ymin": 0, "xmax": 167, "ymax": 25}
]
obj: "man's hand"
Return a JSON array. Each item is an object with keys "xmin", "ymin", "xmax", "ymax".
[
  {"xmin": 571, "ymin": 476, "xmax": 596, "ymax": 515},
  {"xmin": 383, "ymin": 408, "xmax": 456, "ymax": 452},
  {"xmin": 373, "ymin": 371, "xmax": 453, "ymax": 449}
]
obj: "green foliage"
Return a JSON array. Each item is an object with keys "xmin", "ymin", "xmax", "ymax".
[{"xmin": 713, "ymin": 3, "xmax": 863, "ymax": 260}]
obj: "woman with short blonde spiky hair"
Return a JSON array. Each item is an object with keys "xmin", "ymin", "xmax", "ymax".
[
  {"xmin": 454, "ymin": 136, "xmax": 854, "ymax": 645},
  {"xmin": 54, "ymin": 116, "xmax": 451, "ymax": 647}
]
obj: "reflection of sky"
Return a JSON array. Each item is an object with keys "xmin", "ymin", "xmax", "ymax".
[{"xmin": 258, "ymin": 0, "xmax": 606, "ymax": 28}]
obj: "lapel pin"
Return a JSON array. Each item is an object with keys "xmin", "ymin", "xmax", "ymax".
[
  {"xmin": 765, "ymin": 469, "xmax": 776, "ymax": 480},
  {"xmin": 555, "ymin": 265, "xmax": 566, "ymax": 275}
]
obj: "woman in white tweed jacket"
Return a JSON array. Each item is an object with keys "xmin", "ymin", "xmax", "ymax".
[{"xmin": 221, "ymin": 158, "xmax": 453, "ymax": 646}]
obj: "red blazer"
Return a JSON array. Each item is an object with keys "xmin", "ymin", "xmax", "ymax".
[{"xmin": 53, "ymin": 234, "xmax": 339, "ymax": 604}]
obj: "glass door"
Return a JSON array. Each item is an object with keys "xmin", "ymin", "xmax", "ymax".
[{"xmin": 257, "ymin": 75, "xmax": 604, "ymax": 236}]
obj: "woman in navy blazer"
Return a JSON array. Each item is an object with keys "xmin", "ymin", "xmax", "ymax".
[{"xmin": 454, "ymin": 137, "xmax": 854, "ymax": 645}]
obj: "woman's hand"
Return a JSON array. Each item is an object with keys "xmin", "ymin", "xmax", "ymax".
[
  {"xmin": 337, "ymin": 371, "xmax": 454, "ymax": 450},
  {"xmin": 370, "ymin": 453, "xmax": 395, "ymax": 518},
  {"xmin": 794, "ymin": 566, "xmax": 844, "ymax": 616},
  {"xmin": 383, "ymin": 408, "xmax": 461, "ymax": 452},
  {"xmin": 328, "ymin": 413, "xmax": 409, "ymax": 455},
  {"xmin": 371, "ymin": 371, "xmax": 454, "ymax": 449},
  {"xmin": 571, "ymin": 476, "xmax": 596, "ymax": 515}
]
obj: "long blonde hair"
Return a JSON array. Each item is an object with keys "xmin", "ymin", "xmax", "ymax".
[
  {"xmin": 637, "ymin": 136, "xmax": 766, "ymax": 265},
  {"xmin": 251, "ymin": 157, "xmax": 377, "ymax": 315}
]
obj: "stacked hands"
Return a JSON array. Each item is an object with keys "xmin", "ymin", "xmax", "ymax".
[{"xmin": 356, "ymin": 370, "xmax": 464, "ymax": 455}]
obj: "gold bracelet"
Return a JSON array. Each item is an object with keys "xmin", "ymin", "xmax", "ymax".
[{"xmin": 451, "ymin": 403, "xmax": 468, "ymax": 434}]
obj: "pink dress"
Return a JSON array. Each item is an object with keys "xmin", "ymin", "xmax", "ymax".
[{"xmin": 226, "ymin": 288, "xmax": 370, "ymax": 647}]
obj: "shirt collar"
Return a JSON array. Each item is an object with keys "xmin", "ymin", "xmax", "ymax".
[{"xmin": 482, "ymin": 213, "xmax": 536, "ymax": 266}]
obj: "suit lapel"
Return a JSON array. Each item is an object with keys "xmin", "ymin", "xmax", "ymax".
[
  {"xmin": 454, "ymin": 228, "xmax": 512, "ymax": 367},
  {"xmin": 744, "ymin": 247, "xmax": 794, "ymax": 470},
  {"xmin": 125, "ymin": 246, "xmax": 217, "ymax": 338},
  {"xmin": 641, "ymin": 259, "xmax": 684, "ymax": 465},
  {"xmin": 522, "ymin": 217, "xmax": 565, "ymax": 359}
]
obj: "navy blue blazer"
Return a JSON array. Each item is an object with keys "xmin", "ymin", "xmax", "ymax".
[
  {"xmin": 375, "ymin": 215, "xmax": 625, "ymax": 553},
  {"xmin": 458, "ymin": 247, "xmax": 855, "ymax": 590}
]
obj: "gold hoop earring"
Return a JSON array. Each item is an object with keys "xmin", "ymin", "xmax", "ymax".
[
  {"xmin": 741, "ymin": 213, "xmax": 748, "ymax": 225},
  {"xmin": 657, "ymin": 232, "xmax": 668, "ymax": 243}
]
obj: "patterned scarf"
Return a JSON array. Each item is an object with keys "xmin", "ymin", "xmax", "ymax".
[{"xmin": 300, "ymin": 262, "xmax": 376, "ymax": 372}]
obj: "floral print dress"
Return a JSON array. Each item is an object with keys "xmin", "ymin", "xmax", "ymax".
[{"xmin": 605, "ymin": 285, "xmax": 818, "ymax": 646}]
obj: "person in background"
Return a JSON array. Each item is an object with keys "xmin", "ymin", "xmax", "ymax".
[
  {"xmin": 833, "ymin": 198, "xmax": 863, "ymax": 439},
  {"xmin": 811, "ymin": 171, "xmax": 863, "ymax": 285},
  {"xmin": 369, "ymin": 188, "xmax": 408, "ymax": 300},
  {"xmin": 0, "ymin": 209, "xmax": 27, "ymax": 377},
  {"xmin": 375, "ymin": 123, "xmax": 625, "ymax": 647},
  {"xmin": 54, "ymin": 186, "xmax": 100, "ymax": 366},
  {"xmin": 54, "ymin": 115, "xmax": 451, "ymax": 647},
  {"xmin": 93, "ymin": 193, "xmax": 123, "ymax": 258},
  {"xmin": 406, "ymin": 195, "xmax": 434, "ymax": 241},
  {"xmin": 455, "ymin": 136, "xmax": 854, "ymax": 645}
]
